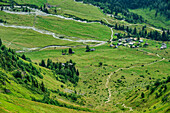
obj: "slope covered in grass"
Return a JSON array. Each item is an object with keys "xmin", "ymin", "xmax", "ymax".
[
  {"xmin": 0, "ymin": 26, "xmax": 83, "ymax": 50},
  {"xmin": 0, "ymin": 43, "xmax": 94, "ymax": 113},
  {"xmin": 3, "ymin": 0, "xmax": 105, "ymax": 21},
  {"xmin": 21, "ymin": 40, "xmax": 170, "ymax": 111},
  {"xmin": 0, "ymin": 11, "xmax": 111, "ymax": 41},
  {"xmin": 130, "ymin": 8, "xmax": 170, "ymax": 29}
]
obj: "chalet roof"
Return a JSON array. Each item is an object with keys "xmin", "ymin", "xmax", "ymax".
[
  {"xmin": 118, "ymin": 43, "xmax": 122, "ymax": 45},
  {"xmin": 161, "ymin": 45, "xmax": 167, "ymax": 49},
  {"xmin": 115, "ymin": 33, "xmax": 118, "ymax": 36},
  {"xmin": 126, "ymin": 38, "xmax": 132, "ymax": 42},
  {"xmin": 90, "ymin": 48, "xmax": 95, "ymax": 51},
  {"xmin": 162, "ymin": 43, "xmax": 166, "ymax": 45},
  {"xmin": 110, "ymin": 44, "xmax": 113, "ymax": 47},
  {"xmin": 129, "ymin": 42, "xmax": 134, "ymax": 45},
  {"xmin": 139, "ymin": 40, "xmax": 144, "ymax": 43}
]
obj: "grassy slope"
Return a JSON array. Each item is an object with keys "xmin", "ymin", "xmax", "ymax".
[
  {"xmin": 14, "ymin": 0, "xmax": 105, "ymax": 20},
  {"xmin": 0, "ymin": 11, "xmax": 111, "ymax": 41},
  {"xmin": 36, "ymin": 16, "xmax": 111, "ymax": 41},
  {"xmin": 21, "ymin": 40, "xmax": 170, "ymax": 111},
  {"xmin": 0, "ymin": 93, "xmax": 87, "ymax": 113},
  {"xmin": 0, "ymin": 0, "xmax": 169, "ymax": 112},
  {"xmin": 130, "ymin": 8, "xmax": 170, "ymax": 29},
  {"xmin": 0, "ymin": 26, "xmax": 83, "ymax": 50},
  {"xmin": 0, "ymin": 58, "xmax": 93, "ymax": 113}
]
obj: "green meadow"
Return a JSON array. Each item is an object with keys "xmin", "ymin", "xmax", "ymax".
[
  {"xmin": 0, "ymin": 0, "xmax": 169, "ymax": 112},
  {"xmin": 14, "ymin": 0, "xmax": 106, "ymax": 20},
  {"xmin": 130, "ymin": 8, "xmax": 170, "ymax": 29},
  {"xmin": 0, "ymin": 26, "xmax": 83, "ymax": 50},
  {"xmin": 0, "ymin": 11, "xmax": 111, "ymax": 41},
  {"xmin": 20, "ymin": 41, "xmax": 169, "ymax": 111}
]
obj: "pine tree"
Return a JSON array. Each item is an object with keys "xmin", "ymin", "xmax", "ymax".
[
  {"xmin": 40, "ymin": 59, "xmax": 46, "ymax": 67},
  {"xmin": 47, "ymin": 58, "xmax": 52, "ymax": 68},
  {"xmin": 69, "ymin": 48, "xmax": 73, "ymax": 54},
  {"xmin": 86, "ymin": 45, "xmax": 90, "ymax": 52},
  {"xmin": 115, "ymin": 23, "xmax": 118, "ymax": 29},
  {"xmin": 21, "ymin": 54, "xmax": 26, "ymax": 60},
  {"xmin": 133, "ymin": 27, "xmax": 137, "ymax": 35},
  {"xmin": 1, "ymin": 6, "xmax": 3, "ymax": 11},
  {"xmin": 126, "ymin": 26, "xmax": 129, "ymax": 32},
  {"xmin": 141, "ymin": 92, "xmax": 145, "ymax": 98},
  {"xmin": 41, "ymin": 82, "xmax": 45, "ymax": 92},
  {"xmin": 76, "ymin": 69, "xmax": 79, "ymax": 76},
  {"xmin": 0, "ymin": 38, "xmax": 2, "ymax": 46},
  {"xmin": 162, "ymin": 31, "xmax": 167, "ymax": 41}
]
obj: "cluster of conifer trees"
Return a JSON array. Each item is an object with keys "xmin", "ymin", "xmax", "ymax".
[
  {"xmin": 0, "ymin": 39, "xmax": 79, "ymax": 94},
  {"xmin": 39, "ymin": 59, "xmax": 79, "ymax": 85},
  {"xmin": 115, "ymin": 24, "xmax": 170, "ymax": 41},
  {"xmin": 76, "ymin": 0, "xmax": 169, "ymax": 23},
  {"xmin": 0, "ymin": 39, "xmax": 47, "ymax": 93}
]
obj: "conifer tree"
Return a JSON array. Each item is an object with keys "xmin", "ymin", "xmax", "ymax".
[
  {"xmin": 0, "ymin": 38, "xmax": 2, "ymax": 46},
  {"xmin": 69, "ymin": 48, "xmax": 73, "ymax": 54}
]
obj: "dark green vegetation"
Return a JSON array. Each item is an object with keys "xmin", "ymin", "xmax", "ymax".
[
  {"xmin": 39, "ymin": 58, "xmax": 79, "ymax": 85},
  {"xmin": 76, "ymin": 0, "xmax": 170, "ymax": 29},
  {"xmin": 0, "ymin": 41, "xmax": 92, "ymax": 112},
  {"xmin": 114, "ymin": 24, "xmax": 170, "ymax": 41}
]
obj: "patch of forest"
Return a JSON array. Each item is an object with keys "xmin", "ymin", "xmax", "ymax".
[{"xmin": 76, "ymin": 0, "xmax": 169, "ymax": 23}]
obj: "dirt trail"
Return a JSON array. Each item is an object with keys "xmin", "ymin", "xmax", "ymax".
[
  {"xmin": 125, "ymin": 24, "xmax": 162, "ymax": 32},
  {"xmin": 104, "ymin": 18, "xmax": 114, "ymax": 42},
  {"xmin": 110, "ymin": 28, "xmax": 113, "ymax": 42},
  {"xmin": 104, "ymin": 50, "xmax": 165, "ymax": 111}
]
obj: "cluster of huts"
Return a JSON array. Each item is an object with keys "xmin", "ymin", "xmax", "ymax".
[
  {"xmin": 160, "ymin": 43, "xmax": 167, "ymax": 49},
  {"xmin": 110, "ymin": 37, "xmax": 149, "ymax": 48},
  {"xmin": 110, "ymin": 37, "xmax": 167, "ymax": 50}
]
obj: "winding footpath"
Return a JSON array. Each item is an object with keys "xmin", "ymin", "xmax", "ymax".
[
  {"xmin": 103, "ymin": 18, "xmax": 114, "ymax": 42},
  {"xmin": 125, "ymin": 24, "xmax": 163, "ymax": 32},
  {"xmin": 110, "ymin": 28, "xmax": 114, "ymax": 42},
  {"xmin": 1, "ymin": 6, "xmax": 167, "ymax": 110},
  {"xmin": 104, "ymin": 50, "xmax": 165, "ymax": 111}
]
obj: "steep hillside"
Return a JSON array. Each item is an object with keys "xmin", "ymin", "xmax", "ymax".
[
  {"xmin": 75, "ymin": 0, "xmax": 170, "ymax": 29},
  {"xmin": 0, "ymin": 41, "xmax": 94, "ymax": 112}
]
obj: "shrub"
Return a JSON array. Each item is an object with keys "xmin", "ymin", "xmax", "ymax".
[
  {"xmin": 13, "ymin": 71, "xmax": 22, "ymax": 78},
  {"xmin": 141, "ymin": 92, "xmax": 145, "ymax": 98}
]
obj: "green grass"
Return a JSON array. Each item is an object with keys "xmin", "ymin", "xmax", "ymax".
[
  {"xmin": 12, "ymin": 0, "xmax": 106, "ymax": 21},
  {"xmin": 0, "ymin": 26, "xmax": 84, "ymax": 50},
  {"xmin": 0, "ymin": 59, "xmax": 94, "ymax": 113},
  {"xmin": 0, "ymin": 93, "xmax": 88, "ymax": 113},
  {"xmin": 36, "ymin": 16, "xmax": 111, "ymax": 41},
  {"xmin": 0, "ymin": 0, "xmax": 169, "ymax": 112},
  {"xmin": 0, "ymin": 11, "xmax": 111, "ymax": 41},
  {"xmin": 20, "ymin": 41, "xmax": 169, "ymax": 111},
  {"xmin": 130, "ymin": 8, "xmax": 170, "ymax": 29},
  {"xmin": 14, "ymin": 0, "xmax": 46, "ymax": 6}
]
